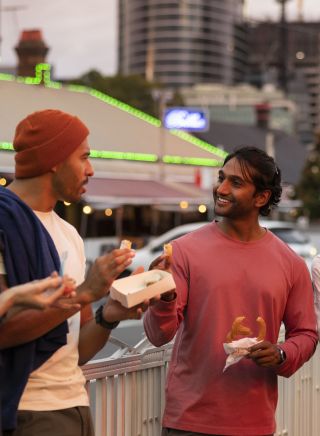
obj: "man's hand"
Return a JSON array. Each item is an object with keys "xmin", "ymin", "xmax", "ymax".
[
  {"xmin": 149, "ymin": 256, "xmax": 176, "ymax": 302},
  {"xmin": 77, "ymin": 248, "xmax": 135, "ymax": 304},
  {"xmin": 102, "ymin": 297, "xmax": 150, "ymax": 324},
  {"xmin": 1, "ymin": 273, "xmax": 78, "ymax": 319},
  {"xmin": 149, "ymin": 254, "xmax": 172, "ymax": 272},
  {"xmin": 247, "ymin": 341, "xmax": 283, "ymax": 367}
]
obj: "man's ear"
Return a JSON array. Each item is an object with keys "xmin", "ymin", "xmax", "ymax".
[{"xmin": 255, "ymin": 190, "xmax": 271, "ymax": 208}]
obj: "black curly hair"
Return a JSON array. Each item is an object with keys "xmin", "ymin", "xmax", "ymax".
[{"xmin": 223, "ymin": 146, "xmax": 282, "ymax": 216}]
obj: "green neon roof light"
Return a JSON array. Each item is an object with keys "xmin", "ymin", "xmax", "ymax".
[
  {"xmin": 163, "ymin": 155, "xmax": 221, "ymax": 167},
  {"xmin": 0, "ymin": 142, "xmax": 13, "ymax": 151},
  {"xmin": 0, "ymin": 63, "xmax": 227, "ymax": 162},
  {"xmin": 90, "ymin": 150, "xmax": 158, "ymax": 162},
  {"xmin": 0, "ymin": 142, "xmax": 223, "ymax": 167},
  {"xmin": 0, "ymin": 73, "xmax": 16, "ymax": 81},
  {"xmin": 171, "ymin": 130, "xmax": 228, "ymax": 159}
]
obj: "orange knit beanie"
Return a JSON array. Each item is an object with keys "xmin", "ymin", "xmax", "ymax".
[{"xmin": 13, "ymin": 109, "xmax": 89, "ymax": 178}]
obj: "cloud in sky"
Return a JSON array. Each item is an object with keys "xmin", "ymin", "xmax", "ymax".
[{"xmin": 1, "ymin": 0, "xmax": 320, "ymax": 78}]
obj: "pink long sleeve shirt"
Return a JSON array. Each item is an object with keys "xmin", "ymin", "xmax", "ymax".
[{"xmin": 144, "ymin": 222, "xmax": 317, "ymax": 435}]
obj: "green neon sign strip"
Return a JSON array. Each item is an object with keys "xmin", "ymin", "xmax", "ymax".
[
  {"xmin": 171, "ymin": 130, "xmax": 228, "ymax": 158},
  {"xmin": 0, "ymin": 142, "xmax": 13, "ymax": 150},
  {"xmin": 0, "ymin": 63, "xmax": 227, "ymax": 161},
  {"xmin": 90, "ymin": 150, "xmax": 158, "ymax": 162},
  {"xmin": 0, "ymin": 73, "xmax": 16, "ymax": 81},
  {"xmin": 0, "ymin": 142, "xmax": 223, "ymax": 167},
  {"xmin": 163, "ymin": 155, "xmax": 221, "ymax": 167}
]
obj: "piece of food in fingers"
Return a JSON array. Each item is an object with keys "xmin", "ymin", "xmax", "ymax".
[
  {"xmin": 163, "ymin": 243, "xmax": 172, "ymax": 257},
  {"xmin": 226, "ymin": 316, "xmax": 252, "ymax": 342},
  {"xmin": 256, "ymin": 316, "xmax": 266, "ymax": 341},
  {"xmin": 120, "ymin": 239, "xmax": 132, "ymax": 249}
]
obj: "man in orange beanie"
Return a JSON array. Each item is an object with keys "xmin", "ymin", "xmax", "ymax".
[{"xmin": 0, "ymin": 109, "xmax": 149, "ymax": 436}]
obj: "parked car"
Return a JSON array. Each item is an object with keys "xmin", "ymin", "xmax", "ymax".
[{"xmin": 129, "ymin": 220, "xmax": 317, "ymax": 273}]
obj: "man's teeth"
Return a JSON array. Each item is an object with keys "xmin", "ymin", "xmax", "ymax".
[{"xmin": 218, "ymin": 197, "xmax": 230, "ymax": 203}]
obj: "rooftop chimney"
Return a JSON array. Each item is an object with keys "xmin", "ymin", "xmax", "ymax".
[{"xmin": 15, "ymin": 29, "xmax": 49, "ymax": 77}]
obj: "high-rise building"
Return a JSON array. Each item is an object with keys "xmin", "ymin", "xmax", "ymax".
[
  {"xmin": 118, "ymin": 0, "xmax": 247, "ymax": 89},
  {"xmin": 247, "ymin": 21, "xmax": 320, "ymax": 144}
]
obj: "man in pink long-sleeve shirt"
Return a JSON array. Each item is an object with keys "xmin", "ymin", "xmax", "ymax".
[{"xmin": 144, "ymin": 146, "xmax": 318, "ymax": 436}]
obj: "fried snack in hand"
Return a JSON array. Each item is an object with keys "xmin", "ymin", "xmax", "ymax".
[
  {"xmin": 226, "ymin": 316, "xmax": 252, "ymax": 342},
  {"xmin": 120, "ymin": 239, "xmax": 132, "ymax": 249},
  {"xmin": 256, "ymin": 316, "xmax": 266, "ymax": 341},
  {"xmin": 163, "ymin": 243, "xmax": 172, "ymax": 257}
]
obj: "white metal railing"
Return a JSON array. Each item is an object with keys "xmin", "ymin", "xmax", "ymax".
[
  {"xmin": 83, "ymin": 339, "xmax": 320, "ymax": 436},
  {"xmin": 83, "ymin": 338, "xmax": 171, "ymax": 436}
]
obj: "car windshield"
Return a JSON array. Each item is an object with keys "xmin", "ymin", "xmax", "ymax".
[{"xmin": 269, "ymin": 228, "xmax": 310, "ymax": 244}]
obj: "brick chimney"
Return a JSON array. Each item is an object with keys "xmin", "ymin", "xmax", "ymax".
[{"xmin": 15, "ymin": 29, "xmax": 49, "ymax": 77}]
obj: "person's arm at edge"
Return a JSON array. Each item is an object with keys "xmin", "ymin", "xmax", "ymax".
[
  {"xmin": 274, "ymin": 262, "xmax": 318, "ymax": 378},
  {"xmin": 0, "ymin": 248, "xmax": 134, "ymax": 349},
  {"xmin": 312, "ymin": 255, "xmax": 320, "ymax": 340}
]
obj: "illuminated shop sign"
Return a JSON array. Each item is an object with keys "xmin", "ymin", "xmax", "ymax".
[{"xmin": 163, "ymin": 107, "xmax": 209, "ymax": 132}]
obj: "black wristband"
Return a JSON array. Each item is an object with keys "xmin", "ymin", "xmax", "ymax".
[
  {"xmin": 277, "ymin": 346, "xmax": 286, "ymax": 364},
  {"xmin": 95, "ymin": 305, "xmax": 120, "ymax": 330},
  {"xmin": 160, "ymin": 292, "xmax": 177, "ymax": 302}
]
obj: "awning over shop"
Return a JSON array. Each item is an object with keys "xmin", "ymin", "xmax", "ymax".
[{"xmin": 83, "ymin": 177, "xmax": 210, "ymax": 207}]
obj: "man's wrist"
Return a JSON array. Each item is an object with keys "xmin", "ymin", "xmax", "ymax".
[
  {"xmin": 277, "ymin": 346, "xmax": 286, "ymax": 364},
  {"xmin": 75, "ymin": 284, "xmax": 96, "ymax": 305},
  {"xmin": 95, "ymin": 305, "xmax": 120, "ymax": 330},
  {"xmin": 160, "ymin": 292, "xmax": 177, "ymax": 302}
]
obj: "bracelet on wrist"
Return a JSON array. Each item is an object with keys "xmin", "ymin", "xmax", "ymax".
[
  {"xmin": 277, "ymin": 346, "xmax": 286, "ymax": 364},
  {"xmin": 160, "ymin": 292, "xmax": 176, "ymax": 302},
  {"xmin": 95, "ymin": 305, "xmax": 120, "ymax": 330}
]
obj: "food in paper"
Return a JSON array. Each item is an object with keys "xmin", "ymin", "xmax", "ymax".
[
  {"xmin": 110, "ymin": 269, "xmax": 176, "ymax": 308},
  {"xmin": 226, "ymin": 316, "xmax": 252, "ymax": 342},
  {"xmin": 120, "ymin": 239, "xmax": 132, "ymax": 249},
  {"xmin": 223, "ymin": 316, "xmax": 266, "ymax": 372},
  {"xmin": 256, "ymin": 316, "xmax": 266, "ymax": 341}
]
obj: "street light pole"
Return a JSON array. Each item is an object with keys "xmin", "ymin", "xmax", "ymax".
[{"xmin": 152, "ymin": 88, "xmax": 173, "ymax": 182}]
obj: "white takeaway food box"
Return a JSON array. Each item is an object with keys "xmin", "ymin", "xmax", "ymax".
[{"xmin": 110, "ymin": 269, "xmax": 176, "ymax": 308}]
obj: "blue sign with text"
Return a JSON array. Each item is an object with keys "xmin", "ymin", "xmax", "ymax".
[{"xmin": 163, "ymin": 107, "xmax": 209, "ymax": 132}]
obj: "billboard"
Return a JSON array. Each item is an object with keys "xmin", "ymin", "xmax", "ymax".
[{"xmin": 163, "ymin": 107, "xmax": 209, "ymax": 132}]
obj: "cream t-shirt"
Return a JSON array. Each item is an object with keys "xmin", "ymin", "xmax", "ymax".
[{"xmin": 18, "ymin": 210, "xmax": 89, "ymax": 411}]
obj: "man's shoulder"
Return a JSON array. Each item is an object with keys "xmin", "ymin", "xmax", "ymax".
[{"xmin": 173, "ymin": 222, "xmax": 215, "ymax": 247}]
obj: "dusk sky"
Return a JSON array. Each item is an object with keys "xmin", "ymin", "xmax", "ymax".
[{"xmin": 1, "ymin": 0, "xmax": 320, "ymax": 78}]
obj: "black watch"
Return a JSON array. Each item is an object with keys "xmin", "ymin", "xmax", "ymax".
[
  {"xmin": 277, "ymin": 346, "xmax": 286, "ymax": 364},
  {"xmin": 95, "ymin": 305, "xmax": 120, "ymax": 330}
]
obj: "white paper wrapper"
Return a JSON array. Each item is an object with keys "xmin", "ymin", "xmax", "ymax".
[{"xmin": 223, "ymin": 337, "xmax": 261, "ymax": 372}]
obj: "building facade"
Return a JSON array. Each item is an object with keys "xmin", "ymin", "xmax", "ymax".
[
  {"xmin": 180, "ymin": 82, "xmax": 297, "ymax": 135},
  {"xmin": 247, "ymin": 21, "xmax": 320, "ymax": 144},
  {"xmin": 118, "ymin": 0, "xmax": 247, "ymax": 88}
]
